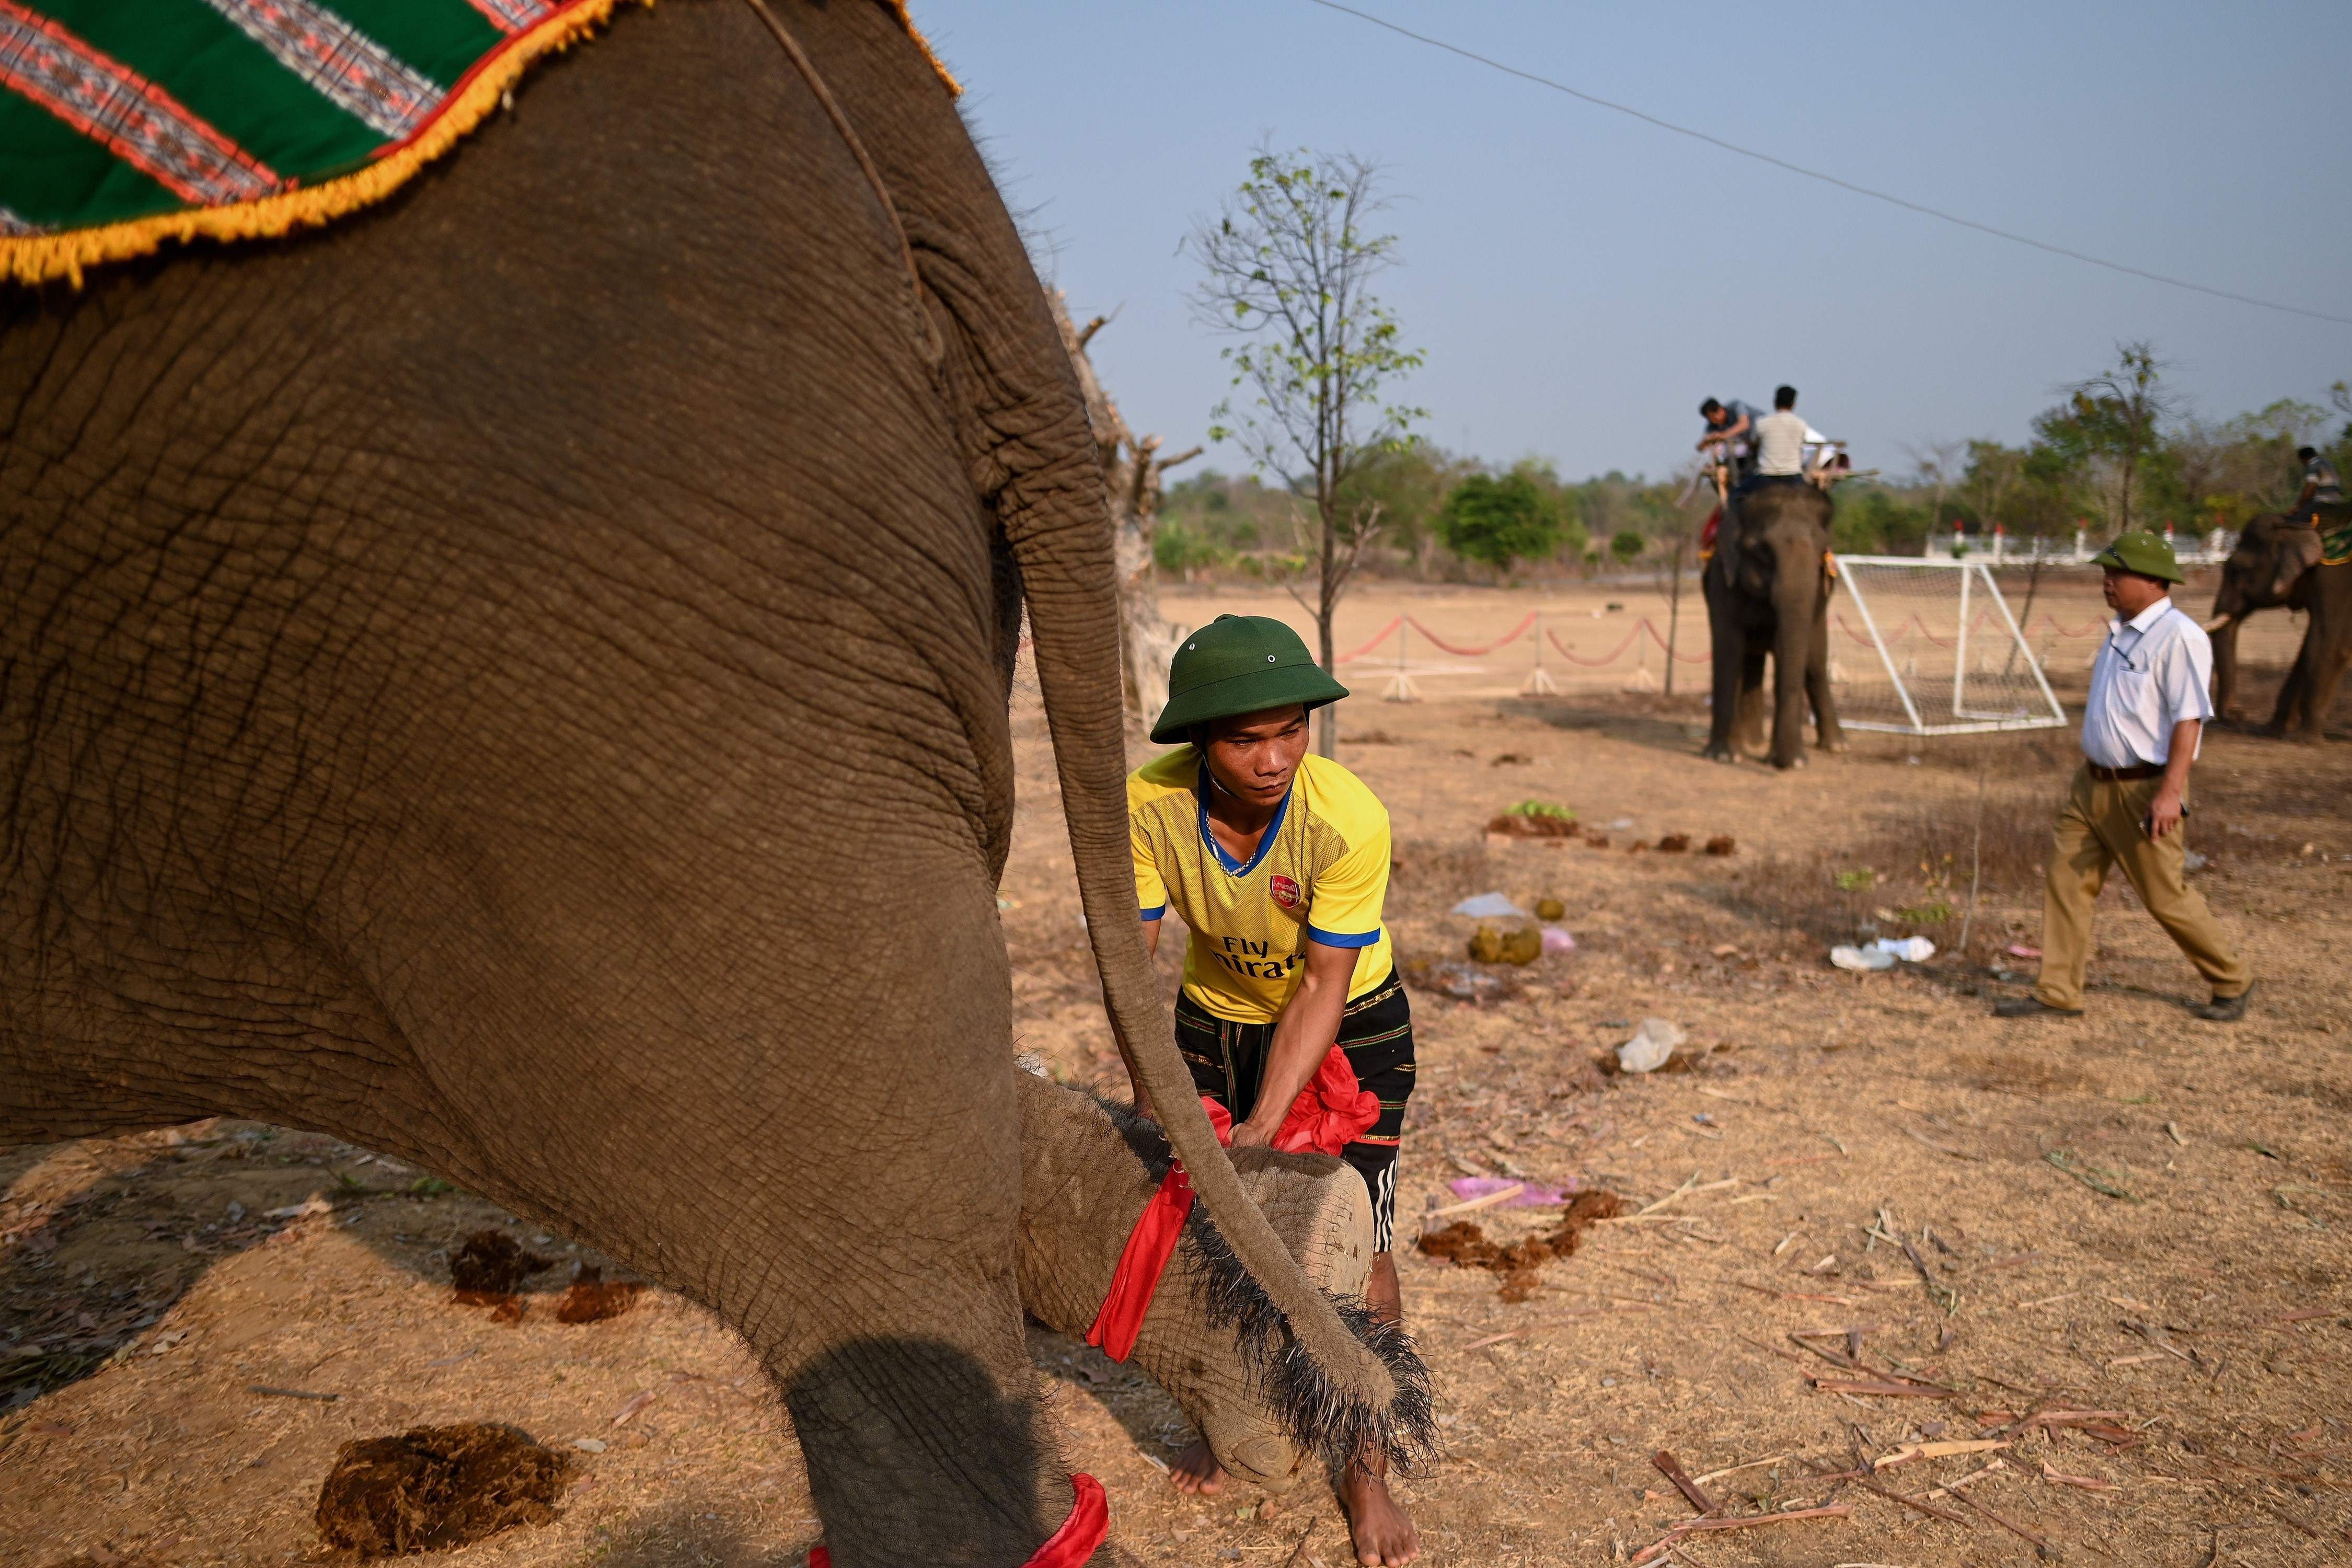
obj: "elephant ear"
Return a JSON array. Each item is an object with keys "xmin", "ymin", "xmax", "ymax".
[{"xmin": 2280, "ymin": 524, "xmax": 2324, "ymax": 595}]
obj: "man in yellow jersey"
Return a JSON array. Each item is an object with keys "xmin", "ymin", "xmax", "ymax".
[{"xmin": 1129, "ymin": 614, "xmax": 1420, "ymax": 1567}]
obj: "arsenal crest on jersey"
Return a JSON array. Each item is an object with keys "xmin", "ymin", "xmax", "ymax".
[{"xmin": 1268, "ymin": 873, "xmax": 1302, "ymax": 911}]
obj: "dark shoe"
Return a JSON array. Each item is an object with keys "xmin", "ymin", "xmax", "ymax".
[
  {"xmin": 1993, "ymin": 996, "xmax": 2084, "ymax": 1019},
  {"xmin": 2192, "ymin": 983, "xmax": 2254, "ymax": 1022}
]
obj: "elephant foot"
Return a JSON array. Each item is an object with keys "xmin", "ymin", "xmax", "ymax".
[
  {"xmin": 1701, "ymin": 744, "xmax": 1737, "ymax": 764},
  {"xmin": 1818, "ymin": 737, "xmax": 1851, "ymax": 755},
  {"xmin": 1772, "ymin": 753, "xmax": 1808, "ymax": 771}
]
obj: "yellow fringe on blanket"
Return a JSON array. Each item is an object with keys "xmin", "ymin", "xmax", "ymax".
[{"xmin": 0, "ymin": 0, "xmax": 955, "ymax": 288}]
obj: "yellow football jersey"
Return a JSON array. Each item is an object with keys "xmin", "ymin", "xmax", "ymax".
[{"xmin": 1129, "ymin": 747, "xmax": 1394, "ymax": 1024}]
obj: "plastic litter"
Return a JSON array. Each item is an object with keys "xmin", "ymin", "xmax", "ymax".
[
  {"xmin": 1426, "ymin": 961, "xmax": 1511, "ymax": 1002},
  {"xmin": 1540, "ymin": 927, "xmax": 1576, "ymax": 955},
  {"xmin": 1445, "ymin": 1177, "xmax": 1574, "ymax": 1207},
  {"xmin": 1606, "ymin": 818, "xmax": 1634, "ymax": 832},
  {"xmin": 2006, "ymin": 943, "xmax": 2042, "ymax": 959},
  {"xmin": 1830, "ymin": 944, "xmax": 1898, "ymax": 972},
  {"xmin": 2184, "ymin": 850, "xmax": 2209, "ymax": 872},
  {"xmin": 1615, "ymin": 1017, "xmax": 1686, "ymax": 1073},
  {"xmin": 1872, "ymin": 936, "xmax": 1936, "ymax": 962},
  {"xmin": 1453, "ymin": 892, "xmax": 1529, "ymax": 919}
]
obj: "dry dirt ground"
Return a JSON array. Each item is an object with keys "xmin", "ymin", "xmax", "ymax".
[{"xmin": 5, "ymin": 578, "xmax": 2347, "ymax": 1568}]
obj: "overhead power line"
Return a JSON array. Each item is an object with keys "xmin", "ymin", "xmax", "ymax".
[{"xmin": 1304, "ymin": 0, "xmax": 2352, "ymax": 329}]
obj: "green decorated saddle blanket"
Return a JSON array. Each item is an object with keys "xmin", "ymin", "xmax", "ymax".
[
  {"xmin": 2324, "ymin": 513, "xmax": 2352, "ymax": 568},
  {"xmin": 0, "ymin": 0, "xmax": 950, "ymax": 285}
]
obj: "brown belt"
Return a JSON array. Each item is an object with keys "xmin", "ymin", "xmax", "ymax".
[{"xmin": 2085, "ymin": 762, "xmax": 2163, "ymax": 782}]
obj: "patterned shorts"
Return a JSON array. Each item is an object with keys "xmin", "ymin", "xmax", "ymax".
[{"xmin": 1174, "ymin": 970, "xmax": 1415, "ymax": 1253}]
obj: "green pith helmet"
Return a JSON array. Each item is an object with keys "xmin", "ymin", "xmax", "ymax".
[
  {"xmin": 2090, "ymin": 529, "xmax": 2185, "ymax": 584},
  {"xmin": 1150, "ymin": 615, "xmax": 1350, "ymax": 745}
]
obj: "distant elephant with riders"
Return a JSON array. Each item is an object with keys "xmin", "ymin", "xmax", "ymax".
[
  {"xmin": 2208, "ymin": 511, "xmax": 2352, "ymax": 739},
  {"xmin": 1701, "ymin": 481, "xmax": 1848, "ymax": 768}
]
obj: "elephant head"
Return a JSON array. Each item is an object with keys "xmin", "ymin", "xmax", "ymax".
[
  {"xmin": 1015, "ymin": 1066, "xmax": 1431, "ymax": 1491},
  {"xmin": 2209, "ymin": 513, "xmax": 2321, "ymax": 719}
]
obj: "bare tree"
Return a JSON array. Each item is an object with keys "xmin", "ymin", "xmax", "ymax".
[
  {"xmin": 1048, "ymin": 291, "xmax": 1201, "ymax": 728},
  {"xmin": 1962, "ymin": 440, "xmax": 2025, "ymax": 537},
  {"xmin": 1905, "ymin": 437, "xmax": 1968, "ymax": 543},
  {"xmin": 1187, "ymin": 146, "xmax": 1424, "ymax": 757}
]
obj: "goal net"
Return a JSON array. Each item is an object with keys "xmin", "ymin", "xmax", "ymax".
[{"xmin": 1830, "ymin": 557, "xmax": 2067, "ymax": 735}]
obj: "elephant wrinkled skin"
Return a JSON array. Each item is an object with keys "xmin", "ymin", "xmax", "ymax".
[
  {"xmin": 0, "ymin": 3, "xmax": 1414, "ymax": 1562},
  {"xmin": 1701, "ymin": 483, "xmax": 1847, "ymax": 769}
]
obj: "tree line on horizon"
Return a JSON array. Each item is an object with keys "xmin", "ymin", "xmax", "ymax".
[{"xmin": 1156, "ymin": 349, "xmax": 2351, "ymax": 583}]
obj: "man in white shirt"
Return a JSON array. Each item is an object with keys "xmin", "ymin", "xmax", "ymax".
[
  {"xmin": 1997, "ymin": 531, "xmax": 2252, "ymax": 1021},
  {"xmin": 1752, "ymin": 385, "xmax": 1811, "ymax": 481}
]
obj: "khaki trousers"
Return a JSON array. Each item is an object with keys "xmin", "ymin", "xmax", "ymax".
[{"xmin": 2033, "ymin": 765, "xmax": 2251, "ymax": 1010}]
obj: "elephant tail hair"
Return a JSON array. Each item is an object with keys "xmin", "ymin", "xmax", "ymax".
[{"xmin": 1181, "ymin": 1206, "xmax": 1439, "ymax": 1475}]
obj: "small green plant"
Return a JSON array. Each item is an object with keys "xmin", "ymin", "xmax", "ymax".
[
  {"xmin": 1898, "ymin": 901, "xmax": 1956, "ymax": 924},
  {"xmin": 1506, "ymin": 800, "xmax": 1575, "ymax": 822},
  {"xmin": 1832, "ymin": 868, "xmax": 1876, "ymax": 891}
]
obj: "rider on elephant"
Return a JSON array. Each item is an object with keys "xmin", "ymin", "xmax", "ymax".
[
  {"xmin": 1697, "ymin": 396, "xmax": 1768, "ymax": 490},
  {"xmin": 1128, "ymin": 614, "xmax": 1422, "ymax": 1567},
  {"xmin": 2292, "ymin": 445, "xmax": 2344, "ymax": 525},
  {"xmin": 1750, "ymin": 385, "xmax": 1814, "ymax": 490}
]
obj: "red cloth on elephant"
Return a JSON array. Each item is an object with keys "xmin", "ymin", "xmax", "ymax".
[
  {"xmin": 805, "ymin": 1472, "xmax": 1106, "ymax": 1567},
  {"xmin": 1085, "ymin": 1098, "xmax": 1231, "ymax": 1362},
  {"xmin": 1271, "ymin": 1044, "xmax": 1382, "ymax": 1156},
  {"xmin": 1086, "ymin": 1047, "xmax": 1377, "ymax": 1362}
]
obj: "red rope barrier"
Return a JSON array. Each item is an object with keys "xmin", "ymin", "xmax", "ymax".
[
  {"xmin": 1546, "ymin": 624, "xmax": 1644, "ymax": 666},
  {"xmin": 1403, "ymin": 610, "xmax": 1537, "ymax": 658},
  {"xmin": 1641, "ymin": 617, "xmax": 1711, "ymax": 662},
  {"xmin": 1332, "ymin": 615, "xmax": 1405, "ymax": 666}
]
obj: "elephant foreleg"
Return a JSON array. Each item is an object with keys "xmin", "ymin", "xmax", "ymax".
[
  {"xmin": 1736, "ymin": 650, "xmax": 1769, "ymax": 756},
  {"xmin": 2211, "ymin": 618, "xmax": 2244, "ymax": 723},
  {"xmin": 1702, "ymin": 567, "xmax": 1744, "ymax": 762},
  {"xmin": 2268, "ymin": 638, "xmax": 2315, "ymax": 736}
]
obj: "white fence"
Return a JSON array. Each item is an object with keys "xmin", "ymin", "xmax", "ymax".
[{"xmin": 1937, "ymin": 525, "xmax": 2234, "ymax": 568}]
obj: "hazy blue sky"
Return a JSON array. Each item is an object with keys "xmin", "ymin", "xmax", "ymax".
[{"xmin": 919, "ymin": 1, "xmax": 2348, "ymax": 483}]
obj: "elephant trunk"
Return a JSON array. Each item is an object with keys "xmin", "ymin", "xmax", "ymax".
[
  {"xmin": 1769, "ymin": 555, "xmax": 1819, "ymax": 767},
  {"xmin": 1000, "ymin": 479, "xmax": 1419, "ymax": 1468},
  {"xmin": 2210, "ymin": 614, "xmax": 2242, "ymax": 719}
]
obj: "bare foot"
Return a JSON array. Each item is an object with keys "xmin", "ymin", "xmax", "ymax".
[
  {"xmin": 1169, "ymin": 1438, "xmax": 1226, "ymax": 1495},
  {"xmin": 1340, "ymin": 1460, "xmax": 1420, "ymax": 1565}
]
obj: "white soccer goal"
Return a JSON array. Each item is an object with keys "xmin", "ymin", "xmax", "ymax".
[{"xmin": 1830, "ymin": 556, "xmax": 2068, "ymax": 736}]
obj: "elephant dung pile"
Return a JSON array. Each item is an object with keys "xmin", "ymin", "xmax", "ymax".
[
  {"xmin": 1417, "ymin": 1191, "xmax": 1624, "ymax": 1301},
  {"xmin": 1467, "ymin": 923, "xmax": 1543, "ymax": 965},
  {"xmin": 554, "ymin": 1265, "xmax": 641, "ymax": 1324},
  {"xmin": 315, "ymin": 1424, "xmax": 569, "ymax": 1556},
  {"xmin": 447, "ymin": 1230, "xmax": 639, "ymax": 1323}
]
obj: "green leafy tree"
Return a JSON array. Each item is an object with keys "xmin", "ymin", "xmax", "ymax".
[
  {"xmin": 1189, "ymin": 146, "xmax": 1425, "ymax": 755},
  {"xmin": 1435, "ymin": 469, "xmax": 1567, "ymax": 579},
  {"xmin": 1609, "ymin": 529, "xmax": 1645, "ymax": 566},
  {"xmin": 1335, "ymin": 443, "xmax": 1477, "ymax": 577},
  {"xmin": 2034, "ymin": 341, "xmax": 2173, "ymax": 533}
]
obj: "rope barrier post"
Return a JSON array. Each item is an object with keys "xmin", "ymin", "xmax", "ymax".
[
  {"xmin": 1383, "ymin": 616, "xmax": 1419, "ymax": 702},
  {"xmin": 1520, "ymin": 609, "xmax": 1558, "ymax": 695},
  {"xmin": 1622, "ymin": 620, "xmax": 1658, "ymax": 694}
]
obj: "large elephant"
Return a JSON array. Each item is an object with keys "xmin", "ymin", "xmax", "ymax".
[
  {"xmin": 1700, "ymin": 481, "xmax": 1847, "ymax": 768},
  {"xmin": 2208, "ymin": 512, "xmax": 2321, "ymax": 722},
  {"xmin": 0, "ymin": 3, "xmax": 1421, "ymax": 1563}
]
